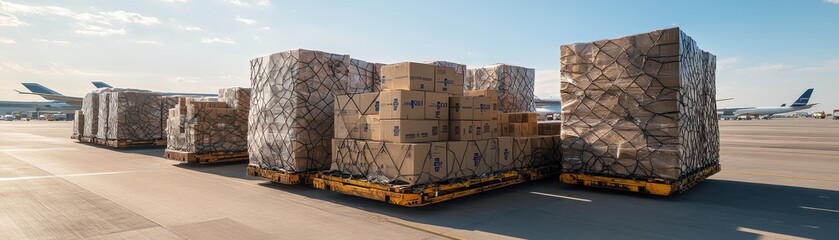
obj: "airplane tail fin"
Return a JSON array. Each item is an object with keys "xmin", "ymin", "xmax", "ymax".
[
  {"xmin": 790, "ymin": 88, "xmax": 814, "ymax": 107},
  {"xmin": 91, "ymin": 81, "xmax": 113, "ymax": 88},
  {"xmin": 21, "ymin": 83, "xmax": 62, "ymax": 95}
]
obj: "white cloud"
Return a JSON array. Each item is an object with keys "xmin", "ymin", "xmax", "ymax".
[
  {"xmin": 100, "ymin": 11, "xmax": 160, "ymax": 25},
  {"xmin": 716, "ymin": 57, "xmax": 739, "ymax": 70},
  {"xmin": 0, "ymin": 62, "xmax": 40, "ymax": 73},
  {"xmin": 0, "ymin": 12, "xmax": 25, "ymax": 26},
  {"xmin": 736, "ymin": 64, "xmax": 787, "ymax": 73},
  {"xmin": 162, "ymin": 0, "xmax": 188, "ymax": 2},
  {"xmin": 0, "ymin": 1, "xmax": 158, "ymax": 35},
  {"xmin": 200, "ymin": 37, "xmax": 234, "ymax": 44},
  {"xmin": 261, "ymin": 26, "xmax": 271, "ymax": 30},
  {"xmin": 168, "ymin": 77, "xmax": 197, "ymax": 83},
  {"xmin": 0, "ymin": 37, "xmax": 15, "ymax": 44},
  {"xmin": 75, "ymin": 24, "xmax": 127, "ymax": 36},
  {"xmin": 825, "ymin": 0, "xmax": 839, "ymax": 4},
  {"xmin": 135, "ymin": 40, "xmax": 163, "ymax": 45},
  {"xmin": 235, "ymin": 15, "xmax": 256, "ymax": 25},
  {"xmin": 225, "ymin": 0, "xmax": 250, "ymax": 6},
  {"xmin": 253, "ymin": 35, "xmax": 261, "ymax": 41},
  {"xmin": 0, "ymin": 61, "xmax": 109, "ymax": 76},
  {"xmin": 258, "ymin": 0, "xmax": 270, "ymax": 6},
  {"xmin": 33, "ymin": 39, "xmax": 70, "ymax": 44},
  {"xmin": 180, "ymin": 26, "xmax": 202, "ymax": 31}
]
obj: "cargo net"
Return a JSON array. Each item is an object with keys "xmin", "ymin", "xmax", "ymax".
[
  {"xmin": 96, "ymin": 92, "xmax": 111, "ymax": 139},
  {"xmin": 72, "ymin": 110, "xmax": 85, "ymax": 137},
  {"xmin": 349, "ymin": 59, "xmax": 383, "ymax": 93},
  {"xmin": 167, "ymin": 88, "xmax": 250, "ymax": 154},
  {"xmin": 559, "ymin": 27, "xmax": 718, "ymax": 180},
  {"xmin": 331, "ymin": 139, "xmax": 507, "ymax": 190},
  {"xmin": 468, "ymin": 64, "xmax": 536, "ymax": 113},
  {"xmin": 249, "ymin": 49, "xmax": 377, "ymax": 173},
  {"xmin": 82, "ymin": 93, "xmax": 99, "ymax": 137},
  {"xmin": 106, "ymin": 91, "xmax": 165, "ymax": 141}
]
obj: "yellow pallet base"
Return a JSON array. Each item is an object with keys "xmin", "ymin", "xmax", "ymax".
[
  {"xmin": 164, "ymin": 149, "xmax": 248, "ymax": 164},
  {"xmin": 560, "ymin": 164, "xmax": 721, "ymax": 196},
  {"xmin": 246, "ymin": 165, "xmax": 313, "ymax": 185},
  {"xmin": 313, "ymin": 171, "xmax": 528, "ymax": 207}
]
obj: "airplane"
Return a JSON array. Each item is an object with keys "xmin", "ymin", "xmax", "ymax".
[
  {"xmin": 717, "ymin": 88, "xmax": 817, "ymax": 120},
  {"xmin": 534, "ymin": 96, "xmax": 735, "ymax": 121},
  {"xmin": 1, "ymin": 83, "xmax": 82, "ymax": 114},
  {"xmin": 91, "ymin": 81, "xmax": 217, "ymax": 97}
]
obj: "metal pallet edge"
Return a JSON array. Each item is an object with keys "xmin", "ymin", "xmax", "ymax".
[
  {"xmin": 559, "ymin": 164, "xmax": 721, "ymax": 196},
  {"xmin": 246, "ymin": 165, "xmax": 314, "ymax": 185},
  {"xmin": 164, "ymin": 149, "xmax": 248, "ymax": 164}
]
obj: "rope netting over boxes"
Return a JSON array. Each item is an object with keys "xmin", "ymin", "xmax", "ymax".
[
  {"xmin": 107, "ymin": 91, "xmax": 165, "ymax": 141},
  {"xmin": 468, "ymin": 64, "xmax": 536, "ymax": 113},
  {"xmin": 81, "ymin": 93, "xmax": 99, "ymax": 137},
  {"xmin": 75, "ymin": 88, "xmax": 177, "ymax": 141},
  {"xmin": 559, "ymin": 27, "xmax": 718, "ymax": 180},
  {"xmin": 249, "ymin": 49, "xmax": 379, "ymax": 173},
  {"xmin": 166, "ymin": 88, "xmax": 250, "ymax": 154}
]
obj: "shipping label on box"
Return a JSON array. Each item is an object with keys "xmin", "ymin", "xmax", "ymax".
[
  {"xmin": 380, "ymin": 90, "xmax": 425, "ymax": 120},
  {"xmin": 497, "ymin": 137, "xmax": 515, "ymax": 171},
  {"xmin": 472, "ymin": 96, "xmax": 494, "ymax": 121},
  {"xmin": 381, "ymin": 119, "xmax": 439, "ymax": 143},
  {"xmin": 478, "ymin": 121, "xmax": 492, "ymax": 139},
  {"xmin": 425, "ymin": 92, "xmax": 449, "ymax": 120},
  {"xmin": 449, "ymin": 120, "xmax": 476, "ymax": 141},
  {"xmin": 434, "ymin": 66, "xmax": 465, "ymax": 95},
  {"xmin": 359, "ymin": 115, "xmax": 381, "ymax": 140},
  {"xmin": 438, "ymin": 120, "xmax": 449, "ymax": 141},
  {"xmin": 449, "ymin": 96, "xmax": 474, "ymax": 120},
  {"xmin": 381, "ymin": 62, "xmax": 435, "ymax": 92}
]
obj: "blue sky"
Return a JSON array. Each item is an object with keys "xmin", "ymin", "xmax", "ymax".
[{"xmin": 1, "ymin": 0, "xmax": 838, "ymax": 111}]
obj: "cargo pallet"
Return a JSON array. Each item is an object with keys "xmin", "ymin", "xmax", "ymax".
[
  {"xmin": 560, "ymin": 164, "xmax": 721, "ymax": 196},
  {"xmin": 75, "ymin": 136, "xmax": 166, "ymax": 148},
  {"xmin": 246, "ymin": 165, "xmax": 314, "ymax": 185},
  {"xmin": 311, "ymin": 168, "xmax": 560, "ymax": 207},
  {"xmin": 164, "ymin": 149, "xmax": 248, "ymax": 164}
]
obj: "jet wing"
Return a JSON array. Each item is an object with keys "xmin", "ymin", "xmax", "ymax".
[{"xmin": 15, "ymin": 91, "xmax": 83, "ymax": 107}]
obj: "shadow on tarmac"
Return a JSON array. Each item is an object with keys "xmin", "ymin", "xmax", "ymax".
[{"xmin": 256, "ymin": 178, "xmax": 839, "ymax": 239}]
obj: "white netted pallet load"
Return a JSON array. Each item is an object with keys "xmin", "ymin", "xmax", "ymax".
[
  {"xmin": 249, "ymin": 49, "xmax": 377, "ymax": 173},
  {"xmin": 81, "ymin": 93, "xmax": 99, "ymax": 138},
  {"xmin": 96, "ymin": 92, "xmax": 111, "ymax": 139},
  {"xmin": 468, "ymin": 64, "xmax": 536, "ymax": 113},
  {"xmin": 560, "ymin": 27, "xmax": 719, "ymax": 180},
  {"xmin": 349, "ymin": 59, "xmax": 384, "ymax": 93},
  {"xmin": 106, "ymin": 91, "xmax": 165, "ymax": 141}
]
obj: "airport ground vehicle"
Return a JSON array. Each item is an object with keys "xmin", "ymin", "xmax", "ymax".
[
  {"xmin": 813, "ymin": 111, "xmax": 826, "ymax": 119},
  {"xmin": 3, "ymin": 115, "xmax": 13, "ymax": 121},
  {"xmin": 834, "ymin": 110, "xmax": 839, "ymax": 120}
]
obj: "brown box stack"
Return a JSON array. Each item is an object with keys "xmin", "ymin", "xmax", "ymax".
[
  {"xmin": 499, "ymin": 112, "xmax": 538, "ymax": 137},
  {"xmin": 72, "ymin": 110, "xmax": 84, "ymax": 138},
  {"xmin": 560, "ymin": 27, "xmax": 719, "ymax": 180},
  {"xmin": 537, "ymin": 122, "xmax": 562, "ymax": 135},
  {"xmin": 468, "ymin": 64, "xmax": 536, "ymax": 113},
  {"xmin": 166, "ymin": 88, "xmax": 250, "ymax": 155}
]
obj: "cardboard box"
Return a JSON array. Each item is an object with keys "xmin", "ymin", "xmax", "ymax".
[
  {"xmin": 497, "ymin": 137, "xmax": 515, "ymax": 171},
  {"xmin": 449, "ymin": 120, "xmax": 476, "ymax": 141},
  {"xmin": 438, "ymin": 120, "xmax": 449, "ymax": 141},
  {"xmin": 380, "ymin": 62, "xmax": 435, "ymax": 92},
  {"xmin": 434, "ymin": 66, "xmax": 464, "ymax": 95},
  {"xmin": 512, "ymin": 137, "xmax": 532, "ymax": 169},
  {"xmin": 449, "ymin": 96, "xmax": 474, "ymax": 120},
  {"xmin": 490, "ymin": 120, "xmax": 500, "ymax": 137},
  {"xmin": 445, "ymin": 141, "xmax": 474, "ymax": 179},
  {"xmin": 464, "ymin": 89, "xmax": 499, "ymax": 99},
  {"xmin": 476, "ymin": 138, "xmax": 499, "ymax": 174},
  {"xmin": 425, "ymin": 92, "xmax": 449, "ymax": 120},
  {"xmin": 449, "ymin": 140, "xmax": 496, "ymax": 177},
  {"xmin": 359, "ymin": 115, "xmax": 381, "ymax": 140},
  {"xmin": 334, "ymin": 92, "xmax": 380, "ymax": 116},
  {"xmin": 334, "ymin": 112, "xmax": 362, "ymax": 139},
  {"xmin": 478, "ymin": 121, "xmax": 492, "ymax": 140},
  {"xmin": 375, "ymin": 142, "xmax": 447, "ymax": 185},
  {"xmin": 380, "ymin": 119, "xmax": 439, "ymax": 143},
  {"xmin": 380, "ymin": 90, "xmax": 425, "ymax": 120},
  {"xmin": 538, "ymin": 121, "xmax": 562, "ymax": 135},
  {"xmin": 473, "ymin": 96, "xmax": 495, "ymax": 121},
  {"xmin": 500, "ymin": 112, "xmax": 538, "ymax": 123}
]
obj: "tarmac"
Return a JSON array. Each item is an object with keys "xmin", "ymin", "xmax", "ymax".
[{"xmin": 0, "ymin": 118, "xmax": 837, "ymax": 240}]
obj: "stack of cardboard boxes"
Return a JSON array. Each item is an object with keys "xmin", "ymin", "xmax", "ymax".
[
  {"xmin": 332, "ymin": 62, "xmax": 558, "ymax": 187},
  {"xmin": 71, "ymin": 110, "xmax": 84, "ymax": 139},
  {"xmin": 166, "ymin": 88, "xmax": 250, "ymax": 156},
  {"xmin": 73, "ymin": 89, "xmax": 177, "ymax": 144}
]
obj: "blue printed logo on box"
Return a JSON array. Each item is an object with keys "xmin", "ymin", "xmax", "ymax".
[
  {"xmin": 473, "ymin": 153, "xmax": 481, "ymax": 167},
  {"xmin": 434, "ymin": 158, "xmax": 442, "ymax": 172}
]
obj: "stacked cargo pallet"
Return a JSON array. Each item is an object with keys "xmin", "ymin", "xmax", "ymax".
[
  {"xmin": 164, "ymin": 87, "xmax": 250, "ymax": 164},
  {"xmin": 467, "ymin": 64, "xmax": 536, "ymax": 113},
  {"xmin": 246, "ymin": 49, "xmax": 382, "ymax": 184},
  {"xmin": 72, "ymin": 89, "xmax": 176, "ymax": 148},
  {"xmin": 559, "ymin": 27, "xmax": 719, "ymax": 196},
  {"xmin": 320, "ymin": 61, "xmax": 562, "ymax": 206},
  {"xmin": 71, "ymin": 110, "xmax": 84, "ymax": 139}
]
